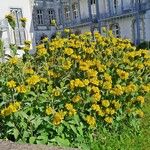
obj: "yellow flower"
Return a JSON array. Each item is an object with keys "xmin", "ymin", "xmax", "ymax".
[
  {"xmin": 40, "ymin": 78, "xmax": 48, "ymax": 83},
  {"xmin": 110, "ymin": 85, "xmax": 124, "ymax": 96},
  {"xmin": 37, "ymin": 47, "xmax": 47, "ymax": 56},
  {"xmin": 20, "ymin": 17, "xmax": 27, "ymax": 22},
  {"xmin": 65, "ymin": 103, "xmax": 73, "ymax": 111},
  {"xmin": 105, "ymin": 108, "xmax": 115, "ymax": 115},
  {"xmin": 112, "ymin": 101, "xmax": 121, "ymax": 110},
  {"xmin": 141, "ymin": 85, "xmax": 150, "ymax": 93},
  {"xmin": 87, "ymin": 69, "xmax": 98, "ymax": 77},
  {"xmin": 72, "ymin": 95, "xmax": 81, "ymax": 103},
  {"xmin": 51, "ymin": 19, "xmax": 56, "ymax": 26},
  {"xmin": 52, "ymin": 88, "xmax": 61, "ymax": 97},
  {"xmin": 53, "ymin": 111, "xmax": 66, "ymax": 125},
  {"xmin": 64, "ymin": 48, "xmax": 74, "ymax": 56},
  {"xmin": 24, "ymin": 40, "xmax": 31, "ymax": 45},
  {"xmin": 103, "ymin": 81, "xmax": 112, "ymax": 90},
  {"xmin": 91, "ymin": 86, "xmax": 100, "ymax": 93},
  {"xmin": 64, "ymin": 28, "xmax": 70, "ymax": 33},
  {"xmin": 45, "ymin": 107, "xmax": 53, "ymax": 115},
  {"xmin": 68, "ymin": 109, "xmax": 77, "ymax": 116},
  {"xmin": 125, "ymin": 83, "xmax": 137, "ymax": 93},
  {"xmin": 136, "ymin": 96, "xmax": 144, "ymax": 104},
  {"xmin": 104, "ymin": 117, "xmax": 113, "ymax": 124},
  {"xmin": 26, "ymin": 75, "xmax": 40, "ymax": 85},
  {"xmin": 85, "ymin": 115, "xmax": 96, "ymax": 127},
  {"xmin": 92, "ymin": 93, "xmax": 101, "ymax": 102},
  {"xmin": 24, "ymin": 68, "xmax": 34, "ymax": 74},
  {"xmin": 74, "ymin": 79, "xmax": 84, "ymax": 88},
  {"xmin": 84, "ymin": 47, "xmax": 94, "ymax": 54},
  {"xmin": 62, "ymin": 60, "xmax": 72, "ymax": 70},
  {"xmin": 104, "ymin": 73, "xmax": 112, "ymax": 81},
  {"xmin": 90, "ymin": 77, "xmax": 99, "ymax": 86},
  {"xmin": 83, "ymin": 79, "xmax": 89, "ymax": 86},
  {"xmin": 136, "ymin": 109, "xmax": 144, "ymax": 118},
  {"xmin": 98, "ymin": 109, "xmax": 105, "ymax": 117},
  {"xmin": 91, "ymin": 104, "xmax": 100, "ymax": 112},
  {"xmin": 102, "ymin": 100, "xmax": 110, "ymax": 108},
  {"xmin": 9, "ymin": 57, "xmax": 20, "ymax": 65},
  {"xmin": 16, "ymin": 85, "xmax": 27, "ymax": 93},
  {"xmin": 117, "ymin": 69, "xmax": 129, "ymax": 80},
  {"xmin": 7, "ymin": 80, "xmax": 16, "ymax": 88},
  {"xmin": 1, "ymin": 101, "xmax": 21, "ymax": 116}
]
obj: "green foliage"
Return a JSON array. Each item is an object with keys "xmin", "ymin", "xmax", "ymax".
[
  {"xmin": 0, "ymin": 31, "xmax": 150, "ymax": 149},
  {"xmin": 0, "ymin": 39, "xmax": 4, "ymax": 57},
  {"xmin": 137, "ymin": 41, "xmax": 150, "ymax": 50}
]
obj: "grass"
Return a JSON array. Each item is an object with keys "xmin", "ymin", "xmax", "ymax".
[{"xmin": 84, "ymin": 93, "xmax": 150, "ymax": 150}]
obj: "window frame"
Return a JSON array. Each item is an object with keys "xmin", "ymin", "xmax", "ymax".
[{"xmin": 37, "ymin": 9, "xmax": 44, "ymax": 25}]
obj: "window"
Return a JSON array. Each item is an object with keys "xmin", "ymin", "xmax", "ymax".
[
  {"xmin": 48, "ymin": 9, "xmax": 55, "ymax": 24},
  {"xmin": 10, "ymin": 8, "xmax": 25, "ymax": 45},
  {"xmin": 91, "ymin": 0, "xmax": 96, "ymax": 15},
  {"xmin": 64, "ymin": 5, "xmax": 70, "ymax": 21},
  {"xmin": 110, "ymin": 23, "xmax": 120, "ymax": 38},
  {"xmin": 113, "ymin": 0, "xmax": 118, "ymax": 14},
  {"xmin": 72, "ymin": 3, "xmax": 78, "ymax": 19},
  {"xmin": 37, "ymin": 9, "xmax": 44, "ymax": 25},
  {"xmin": 91, "ymin": 0, "xmax": 96, "ymax": 5}
]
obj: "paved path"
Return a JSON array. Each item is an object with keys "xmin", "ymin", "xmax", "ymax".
[{"xmin": 0, "ymin": 140, "xmax": 78, "ymax": 150}]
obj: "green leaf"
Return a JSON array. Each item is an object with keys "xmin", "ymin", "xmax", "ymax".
[
  {"xmin": 29, "ymin": 136, "xmax": 36, "ymax": 144},
  {"xmin": 55, "ymin": 136, "xmax": 70, "ymax": 147},
  {"xmin": 23, "ymin": 131, "xmax": 29, "ymax": 139},
  {"xmin": 6, "ymin": 121, "xmax": 15, "ymax": 127},
  {"xmin": 13, "ymin": 128, "xmax": 19, "ymax": 140},
  {"xmin": 70, "ymin": 125, "xmax": 78, "ymax": 135},
  {"xmin": 19, "ymin": 111, "xmax": 28, "ymax": 119},
  {"xmin": 37, "ymin": 135, "xmax": 48, "ymax": 144},
  {"xmin": 33, "ymin": 117, "xmax": 42, "ymax": 129}
]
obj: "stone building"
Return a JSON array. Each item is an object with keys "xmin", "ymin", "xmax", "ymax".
[
  {"xmin": 0, "ymin": 0, "xmax": 150, "ymax": 52},
  {"xmin": 33, "ymin": 0, "xmax": 150, "ymax": 45}
]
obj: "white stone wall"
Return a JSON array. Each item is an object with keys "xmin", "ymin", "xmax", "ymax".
[
  {"xmin": 0, "ymin": 0, "xmax": 35, "ymax": 55},
  {"xmin": 144, "ymin": 10, "xmax": 150, "ymax": 41}
]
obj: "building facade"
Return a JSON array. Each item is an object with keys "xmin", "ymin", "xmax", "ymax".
[
  {"xmin": 0, "ymin": 0, "xmax": 35, "ymax": 56},
  {"xmin": 33, "ymin": 0, "xmax": 150, "ymax": 45},
  {"xmin": 0, "ymin": 0, "xmax": 150, "ymax": 51}
]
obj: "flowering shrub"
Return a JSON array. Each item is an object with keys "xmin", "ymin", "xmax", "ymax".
[
  {"xmin": 0, "ymin": 32, "xmax": 150, "ymax": 148},
  {"xmin": 20, "ymin": 17, "xmax": 27, "ymax": 28},
  {"xmin": 5, "ymin": 13, "xmax": 16, "ymax": 30}
]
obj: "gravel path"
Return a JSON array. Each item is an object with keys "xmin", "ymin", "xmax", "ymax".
[{"xmin": 0, "ymin": 140, "xmax": 79, "ymax": 150}]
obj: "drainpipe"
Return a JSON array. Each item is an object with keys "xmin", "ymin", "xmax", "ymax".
[
  {"xmin": 135, "ymin": 0, "xmax": 141, "ymax": 45},
  {"xmin": 96, "ymin": 0, "xmax": 101, "ymax": 33},
  {"xmin": 121, "ymin": 0, "xmax": 124, "ymax": 12},
  {"xmin": 60, "ymin": 0, "xmax": 64, "ymax": 29},
  {"xmin": 108, "ymin": 0, "xmax": 112, "ymax": 16},
  {"xmin": 87, "ymin": 0, "xmax": 93, "ymax": 34},
  {"xmin": 78, "ymin": 0, "xmax": 81, "ymax": 21}
]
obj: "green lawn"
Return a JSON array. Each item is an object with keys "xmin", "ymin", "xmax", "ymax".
[{"xmin": 86, "ymin": 93, "xmax": 150, "ymax": 150}]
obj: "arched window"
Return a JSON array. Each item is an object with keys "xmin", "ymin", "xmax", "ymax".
[
  {"xmin": 72, "ymin": 3, "xmax": 79, "ymax": 19},
  {"xmin": 64, "ymin": 4, "xmax": 70, "ymax": 21},
  {"xmin": 48, "ymin": 9, "xmax": 55, "ymax": 24},
  {"xmin": 132, "ymin": 19, "xmax": 144, "ymax": 43},
  {"xmin": 110, "ymin": 23, "xmax": 120, "ymax": 38},
  {"xmin": 91, "ymin": 0, "xmax": 96, "ymax": 15}
]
